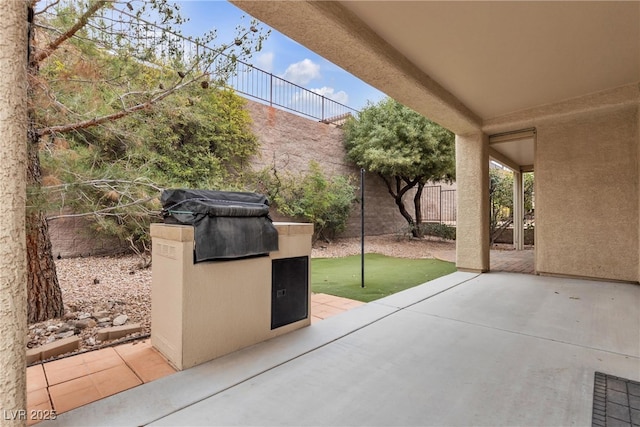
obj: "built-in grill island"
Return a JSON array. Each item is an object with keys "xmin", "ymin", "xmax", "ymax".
[{"xmin": 151, "ymin": 189, "xmax": 313, "ymax": 370}]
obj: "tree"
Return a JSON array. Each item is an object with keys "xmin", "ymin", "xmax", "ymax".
[
  {"xmin": 489, "ymin": 168, "xmax": 534, "ymax": 244},
  {"xmin": 343, "ymin": 97, "xmax": 455, "ymax": 238},
  {"xmin": 27, "ymin": 0, "xmax": 268, "ymax": 322},
  {"xmin": 0, "ymin": 1, "xmax": 29, "ymax": 420},
  {"xmin": 41, "ymin": 84, "xmax": 259, "ymax": 266}
]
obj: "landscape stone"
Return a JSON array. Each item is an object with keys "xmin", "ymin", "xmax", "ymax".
[
  {"xmin": 75, "ymin": 319, "xmax": 97, "ymax": 329},
  {"xmin": 113, "ymin": 314, "xmax": 128, "ymax": 326},
  {"xmin": 92, "ymin": 311, "xmax": 110, "ymax": 319},
  {"xmin": 57, "ymin": 324, "xmax": 73, "ymax": 333},
  {"xmin": 96, "ymin": 323, "xmax": 142, "ymax": 341},
  {"xmin": 27, "ymin": 336, "xmax": 81, "ymax": 364},
  {"xmin": 56, "ymin": 330, "xmax": 75, "ymax": 339}
]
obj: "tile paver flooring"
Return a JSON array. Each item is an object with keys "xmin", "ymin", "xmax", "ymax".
[
  {"xmin": 432, "ymin": 245, "xmax": 535, "ymax": 275},
  {"xmin": 26, "ymin": 293, "xmax": 361, "ymax": 424},
  {"xmin": 490, "ymin": 247, "xmax": 535, "ymax": 274}
]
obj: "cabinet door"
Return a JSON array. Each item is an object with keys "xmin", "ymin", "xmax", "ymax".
[{"xmin": 271, "ymin": 256, "xmax": 309, "ymax": 329}]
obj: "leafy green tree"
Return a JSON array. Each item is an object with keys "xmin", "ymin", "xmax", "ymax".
[
  {"xmin": 489, "ymin": 168, "xmax": 534, "ymax": 244},
  {"xmin": 343, "ymin": 98, "xmax": 455, "ymax": 238},
  {"xmin": 27, "ymin": 0, "xmax": 268, "ymax": 322}
]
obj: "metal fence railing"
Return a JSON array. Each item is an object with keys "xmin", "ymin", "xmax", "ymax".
[
  {"xmin": 42, "ymin": 4, "xmax": 359, "ymax": 124},
  {"xmin": 421, "ymin": 186, "xmax": 457, "ymax": 225}
]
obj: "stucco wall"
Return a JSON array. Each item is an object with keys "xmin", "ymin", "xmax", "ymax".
[
  {"xmin": 245, "ymin": 100, "xmax": 410, "ymax": 238},
  {"xmin": 536, "ymin": 105, "xmax": 639, "ymax": 282},
  {"xmin": 48, "ymin": 215, "xmax": 129, "ymax": 258}
]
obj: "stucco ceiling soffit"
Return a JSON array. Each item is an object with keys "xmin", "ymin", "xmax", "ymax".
[
  {"xmin": 230, "ymin": 1, "xmax": 482, "ymax": 134},
  {"xmin": 341, "ymin": 1, "xmax": 639, "ymax": 121},
  {"xmin": 489, "ymin": 147, "xmax": 520, "ymax": 172},
  {"xmin": 482, "ymin": 84, "xmax": 640, "ymax": 135}
]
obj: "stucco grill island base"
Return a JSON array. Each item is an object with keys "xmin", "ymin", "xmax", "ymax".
[{"xmin": 150, "ymin": 222, "xmax": 313, "ymax": 370}]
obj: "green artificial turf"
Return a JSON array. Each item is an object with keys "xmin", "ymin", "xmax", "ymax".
[{"xmin": 311, "ymin": 253, "xmax": 456, "ymax": 302}]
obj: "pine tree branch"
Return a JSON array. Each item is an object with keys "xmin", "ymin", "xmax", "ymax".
[
  {"xmin": 32, "ymin": 0, "xmax": 108, "ymax": 65},
  {"xmin": 36, "ymin": 82, "xmax": 177, "ymax": 137}
]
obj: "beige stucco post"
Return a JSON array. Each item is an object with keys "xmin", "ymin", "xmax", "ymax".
[
  {"xmin": 513, "ymin": 170, "xmax": 524, "ymax": 251},
  {"xmin": 456, "ymin": 132, "xmax": 490, "ymax": 272},
  {"xmin": 0, "ymin": 2, "xmax": 28, "ymax": 426}
]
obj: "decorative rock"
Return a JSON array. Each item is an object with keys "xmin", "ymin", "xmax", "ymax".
[
  {"xmin": 77, "ymin": 312, "xmax": 91, "ymax": 320},
  {"xmin": 86, "ymin": 337, "xmax": 96, "ymax": 346},
  {"xmin": 57, "ymin": 324, "xmax": 73, "ymax": 333},
  {"xmin": 46, "ymin": 325, "xmax": 59, "ymax": 333},
  {"xmin": 75, "ymin": 319, "xmax": 97, "ymax": 329},
  {"xmin": 45, "ymin": 336, "xmax": 56, "ymax": 344},
  {"xmin": 63, "ymin": 312, "xmax": 77, "ymax": 321},
  {"xmin": 92, "ymin": 311, "xmax": 110, "ymax": 319},
  {"xmin": 56, "ymin": 330, "xmax": 75, "ymax": 339},
  {"xmin": 97, "ymin": 317, "xmax": 110, "ymax": 323},
  {"xmin": 112, "ymin": 314, "xmax": 128, "ymax": 326}
]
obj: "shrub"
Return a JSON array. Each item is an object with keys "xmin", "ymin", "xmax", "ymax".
[
  {"xmin": 252, "ymin": 161, "xmax": 357, "ymax": 242},
  {"xmin": 421, "ymin": 222, "xmax": 456, "ymax": 240}
]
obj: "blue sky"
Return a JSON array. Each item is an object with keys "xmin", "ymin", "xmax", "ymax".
[{"xmin": 174, "ymin": 0, "xmax": 386, "ymax": 112}]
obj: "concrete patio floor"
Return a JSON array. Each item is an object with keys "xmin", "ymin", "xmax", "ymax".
[{"xmin": 46, "ymin": 271, "xmax": 640, "ymax": 426}]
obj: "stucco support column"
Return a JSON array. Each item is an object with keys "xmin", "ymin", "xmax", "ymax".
[
  {"xmin": 513, "ymin": 170, "xmax": 524, "ymax": 250},
  {"xmin": 0, "ymin": 2, "xmax": 28, "ymax": 426},
  {"xmin": 456, "ymin": 132, "xmax": 490, "ymax": 272}
]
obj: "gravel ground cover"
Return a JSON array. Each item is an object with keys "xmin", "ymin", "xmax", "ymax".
[{"xmin": 27, "ymin": 234, "xmax": 456, "ymax": 359}]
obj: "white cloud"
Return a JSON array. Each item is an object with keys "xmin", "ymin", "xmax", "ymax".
[
  {"xmin": 255, "ymin": 52, "xmax": 274, "ymax": 72},
  {"xmin": 286, "ymin": 86, "xmax": 350, "ymax": 120},
  {"xmin": 281, "ymin": 59, "xmax": 321, "ymax": 85},
  {"xmin": 310, "ymin": 86, "xmax": 349, "ymax": 105}
]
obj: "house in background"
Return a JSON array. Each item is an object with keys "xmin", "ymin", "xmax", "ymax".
[{"xmin": 231, "ymin": 1, "xmax": 640, "ymax": 283}]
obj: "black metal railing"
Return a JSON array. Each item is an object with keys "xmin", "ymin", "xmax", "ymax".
[
  {"xmin": 421, "ymin": 186, "xmax": 456, "ymax": 225},
  {"xmin": 42, "ymin": 4, "xmax": 359, "ymax": 123}
]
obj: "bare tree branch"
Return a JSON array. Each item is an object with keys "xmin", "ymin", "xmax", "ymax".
[
  {"xmin": 34, "ymin": 0, "xmax": 61, "ymax": 16},
  {"xmin": 33, "ymin": 0, "xmax": 108, "ymax": 65},
  {"xmin": 45, "ymin": 195, "xmax": 158, "ymax": 221}
]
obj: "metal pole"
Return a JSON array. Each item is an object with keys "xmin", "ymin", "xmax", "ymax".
[
  {"xmin": 269, "ymin": 73, "xmax": 273, "ymax": 107},
  {"xmin": 361, "ymin": 168, "xmax": 365, "ymax": 288}
]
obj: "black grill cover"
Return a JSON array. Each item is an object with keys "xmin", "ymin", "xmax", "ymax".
[{"xmin": 161, "ymin": 189, "xmax": 278, "ymax": 262}]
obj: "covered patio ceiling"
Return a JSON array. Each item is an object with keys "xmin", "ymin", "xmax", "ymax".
[{"xmin": 230, "ymin": 1, "xmax": 640, "ymax": 169}]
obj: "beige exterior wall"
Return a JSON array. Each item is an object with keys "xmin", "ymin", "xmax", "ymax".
[
  {"xmin": 0, "ymin": 3, "xmax": 28, "ymax": 425},
  {"xmin": 535, "ymin": 106, "xmax": 639, "ymax": 282},
  {"xmin": 455, "ymin": 132, "xmax": 490, "ymax": 272}
]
